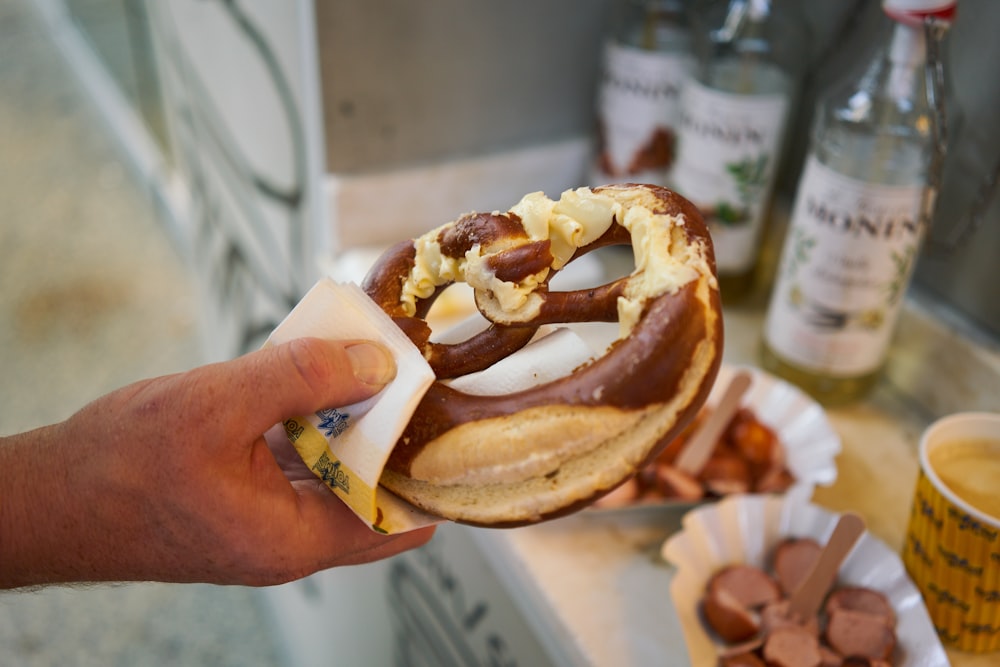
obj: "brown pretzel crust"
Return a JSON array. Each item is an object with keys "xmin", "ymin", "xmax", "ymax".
[
  {"xmin": 362, "ymin": 184, "xmax": 722, "ymax": 525},
  {"xmin": 391, "ymin": 279, "xmax": 712, "ymax": 464},
  {"xmin": 362, "ymin": 239, "xmax": 543, "ymax": 379}
]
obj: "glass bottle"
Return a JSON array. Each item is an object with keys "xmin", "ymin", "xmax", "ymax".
[
  {"xmin": 669, "ymin": 0, "xmax": 799, "ymax": 304},
  {"xmin": 590, "ymin": 0, "xmax": 693, "ymax": 187},
  {"xmin": 760, "ymin": 0, "xmax": 955, "ymax": 405}
]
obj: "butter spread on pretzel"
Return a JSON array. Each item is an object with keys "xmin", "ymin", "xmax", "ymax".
[{"xmin": 362, "ymin": 183, "xmax": 723, "ymax": 526}]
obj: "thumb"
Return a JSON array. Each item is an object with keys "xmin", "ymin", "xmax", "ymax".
[{"xmin": 230, "ymin": 337, "xmax": 397, "ymax": 435}]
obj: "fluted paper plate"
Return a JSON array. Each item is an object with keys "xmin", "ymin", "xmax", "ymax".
[
  {"xmin": 587, "ymin": 364, "xmax": 841, "ymax": 517},
  {"xmin": 660, "ymin": 494, "xmax": 948, "ymax": 667}
]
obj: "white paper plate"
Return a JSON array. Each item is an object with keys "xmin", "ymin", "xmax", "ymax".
[
  {"xmin": 660, "ymin": 494, "xmax": 949, "ymax": 667},
  {"xmin": 588, "ymin": 363, "xmax": 842, "ymax": 517}
]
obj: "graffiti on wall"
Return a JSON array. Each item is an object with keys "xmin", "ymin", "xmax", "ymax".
[{"xmin": 149, "ymin": 0, "xmax": 325, "ymax": 359}]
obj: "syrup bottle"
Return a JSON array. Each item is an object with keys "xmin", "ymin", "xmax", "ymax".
[
  {"xmin": 760, "ymin": 0, "xmax": 956, "ymax": 405},
  {"xmin": 669, "ymin": 0, "xmax": 800, "ymax": 304},
  {"xmin": 591, "ymin": 0, "xmax": 693, "ymax": 187}
]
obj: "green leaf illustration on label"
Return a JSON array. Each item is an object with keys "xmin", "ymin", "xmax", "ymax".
[
  {"xmin": 782, "ymin": 227, "xmax": 816, "ymax": 283},
  {"xmin": 887, "ymin": 244, "xmax": 916, "ymax": 305},
  {"xmin": 713, "ymin": 154, "xmax": 771, "ymax": 226}
]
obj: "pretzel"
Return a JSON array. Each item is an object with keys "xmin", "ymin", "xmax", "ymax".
[{"xmin": 362, "ymin": 183, "xmax": 723, "ymax": 526}]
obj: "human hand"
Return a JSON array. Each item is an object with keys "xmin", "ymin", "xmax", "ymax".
[{"xmin": 0, "ymin": 337, "xmax": 435, "ymax": 588}]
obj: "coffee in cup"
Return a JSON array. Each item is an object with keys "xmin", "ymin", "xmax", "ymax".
[{"xmin": 903, "ymin": 411, "xmax": 1000, "ymax": 653}]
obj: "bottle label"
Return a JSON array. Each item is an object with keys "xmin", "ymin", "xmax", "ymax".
[
  {"xmin": 764, "ymin": 155, "xmax": 926, "ymax": 376},
  {"xmin": 593, "ymin": 43, "xmax": 691, "ymax": 185},
  {"xmin": 670, "ymin": 79, "xmax": 789, "ymax": 273}
]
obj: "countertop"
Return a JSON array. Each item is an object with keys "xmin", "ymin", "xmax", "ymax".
[{"xmin": 463, "ymin": 301, "xmax": 999, "ymax": 667}]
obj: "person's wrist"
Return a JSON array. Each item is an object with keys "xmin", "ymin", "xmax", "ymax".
[{"xmin": 0, "ymin": 424, "xmax": 80, "ymax": 587}]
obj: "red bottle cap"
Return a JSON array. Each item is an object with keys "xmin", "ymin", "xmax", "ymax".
[{"xmin": 882, "ymin": 0, "xmax": 956, "ymax": 26}]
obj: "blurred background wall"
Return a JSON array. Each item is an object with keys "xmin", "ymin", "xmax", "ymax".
[{"xmin": 34, "ymin": 0, "xmax": 1000, "ymax": 349}]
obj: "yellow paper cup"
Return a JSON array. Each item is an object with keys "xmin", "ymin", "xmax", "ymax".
[{"xmin": 902, "ymin": 412, "xmax": 1000, "ymax": 653}]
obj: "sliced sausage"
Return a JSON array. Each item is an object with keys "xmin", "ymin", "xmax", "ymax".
[
  {"xmin": 842, "ymin": 657, "xmax": 892, "ymax": 667},
  {"xmin": 825, "ymin": 608, "xmax": 897, "ymax": 660},
  {"xmin": 727, "ymin": 407, "xmax": 779, "ymax": 466},
  {"xmin": 754, "ymin": 465, "xmax": 795, "ymax": 493},
  {"xmin": 699, "ymin": 452, "xmax": 752, "ymax": 496},
  {"xmin": 703, "ymin": 586, "xmax": 761, "ymax": 643},
  {"xmin": 759, "ymin": 599, "xmax": 820, "ymax": 638},
  {"xmin": 720, "ymin": 651, "xmax": 767, "ymax": 667},
  {"xmin": 653, "ymin": 464, "xmax": 704, "ymax": 501},
  {"xmin": 772, "ymin": 537, "xmax": 822, "ymax": 596},
  {"xmin": 708, "ymin": 565, "xmax": 782, "ymax": 609},
  {"xmin": 819, "ymin": 645, "xmax": 844, "ymax": 667},
  {"xmin": 703, "ymin": 565, "xmax": 781, "ymax": 643},
  {"xmin": 591, "ymin": 476, "xmax": 640, "ymax": 509},
  {"xmin": 762, "ymin": 626, "xmax": 823, "ymax": 667},
  {"xmin": 824, "ymin": 586, "xmax": 896, "ymax": 627}
]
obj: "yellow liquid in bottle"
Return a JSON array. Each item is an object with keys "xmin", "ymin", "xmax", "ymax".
[
  {"xmin": 759, "ymin": 340, "xmax": 880, "ymax": 406},
  {"xmin": 717, "ymin": 270, "xmax": 755, "ymax": 306}
]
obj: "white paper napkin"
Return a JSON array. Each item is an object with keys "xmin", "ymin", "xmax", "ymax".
[{"xmin": 446, "ymin": 327, "xmax": 595, "ymax": 395}]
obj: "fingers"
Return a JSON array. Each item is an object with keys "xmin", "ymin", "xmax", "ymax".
[
  {"xmin": 289, "ymin": 479, "xmax": 436, "ymax": 572},
  {"xmin": 350, "ymin": 525, "xmax": 437, "ymax": 564},
  {"xmin": 323, "ymin": 523, "xmax": 437, "ymax": 569},
  {"xmin": 227, "ymin": 337, "xmax": 396, "ymax": 436}
]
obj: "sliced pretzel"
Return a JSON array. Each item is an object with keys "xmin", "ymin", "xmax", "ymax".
[{"xmin": 363, "ymin": 183, "xmax": 723, "ymax": 525}]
